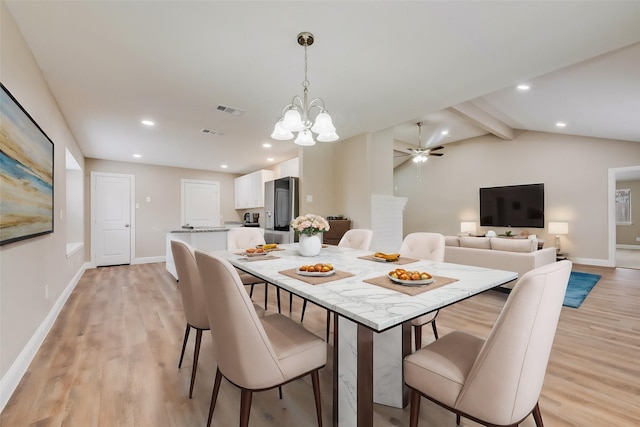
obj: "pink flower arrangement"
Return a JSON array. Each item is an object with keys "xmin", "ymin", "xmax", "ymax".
[{"xmin": 291, "ymin": 214, "xmax": 330, "ymax": 236}]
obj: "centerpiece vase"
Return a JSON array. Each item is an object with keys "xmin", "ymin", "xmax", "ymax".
[{"xmin": 298, "ymin": 233, "xmax": 322, "ymax": 257}]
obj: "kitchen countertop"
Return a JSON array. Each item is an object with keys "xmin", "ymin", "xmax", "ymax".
[{"xmin": 169, "ymin": 223, "xmax": 245, "ymax": 233}]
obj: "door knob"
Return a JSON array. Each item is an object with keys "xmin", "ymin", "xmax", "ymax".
[{"xmin": 125, "ymin": 224, "xmax": 130, "ymax": 227}]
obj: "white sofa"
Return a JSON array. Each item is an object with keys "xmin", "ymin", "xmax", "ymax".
[{"xmin": 444, "ymin": 236, "xmax": 557, "ymax": 289}]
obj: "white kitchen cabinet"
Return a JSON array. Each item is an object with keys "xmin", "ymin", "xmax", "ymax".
[{"xmin": 234, "ymin": 169, "xmax": 274, "ymax": 209}]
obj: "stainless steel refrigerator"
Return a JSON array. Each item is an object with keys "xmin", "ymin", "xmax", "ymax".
[{"xmin": 264, "ymin": 177, "xmax": 299, "ymax": 244}]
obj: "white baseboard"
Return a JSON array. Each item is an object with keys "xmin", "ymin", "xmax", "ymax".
[
  {"xmin": 0, "ymin": 263, "xmax": 87, "ymax": 412},
  {"xmin": 132, "ymin": 256, "xmax": 165, "ymax": 265},
  {"xmin": 616, "ymin": 244, "xmax": 640, "ymax": 250},
  {"xmin": 86, "ymin": 256, "xmax": 165, "ymax": 268},
  {"xmin": 571, "ymin": 257, "xmax": 615, "ymax": 267}
]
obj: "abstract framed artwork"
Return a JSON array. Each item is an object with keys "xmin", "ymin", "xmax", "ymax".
[{"xmin": 1, "ymin": 83, "xmax": 54, "ymax": 245}]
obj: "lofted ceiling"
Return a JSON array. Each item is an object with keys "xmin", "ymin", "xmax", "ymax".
[{"xmin": 5, "ymin": 1, "xmax": 640, "ymax": 175}]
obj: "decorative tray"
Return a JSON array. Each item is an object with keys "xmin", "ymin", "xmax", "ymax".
[
  {"xmin": 372, "ymin": 255, "xmax": 398, "ymax": 262},
  {"xmin": 245, "ymin": 251, "xmax": 267, "ymax": 257},
  {"xmin": 298, "ymin": 270, "xmax": 336, "ymax": 277},
  {"xmin": 388, "ymin": 274, "xmax": 433, "ymax": 286}
]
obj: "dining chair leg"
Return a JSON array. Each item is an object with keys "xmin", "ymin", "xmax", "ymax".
[
  {"xmin": 326, "ymin": 311, "xmax": 331, "ymax": 342},
  {"xmin": 178, "ymin": 324, "xmax": 190, "ymax": 368},
  {"xmin": 239, "ymin": 389, "xmax": 253, "ymax": 427},
  {"xmin": 278, "ymin": 386, "xmax": 283, "ymax": 399},
  {"xmin": 188, "ymin": 329, "xmax": 202, "ymax": 398},
  {"xmin": 414, "ymin": 324, "xmax": 422, "ymax": 351},
  {"xmin": 532, "ymin": 401, "xmax": 544, "ymax": 427},
  {"xmin": 249, "ymin": 284, "xmax": 255, "ymax": 298},
  {"xmin": 301, "ymin": 299, "xmax": 308, "ymax": 322},
  {"xmin": 311, "ymin": 370, "xmax": 323, "ymax": 427},
  {"xmin": 289, "ymin": 292, "xmax": 293, "ymax": 313},
  {"xmin": 409, "ymin": 389, "xmax": 421, "ymax": 427},
  {"xmin": 276, "ymin": 288, "xmax": 282, "ymax": 313},
  {"xmin": 264, "ymin": 283, "xmax": 269, "ymax": 310},
  {"xmin": 207, "ymin": 368, "xmax": 223, "ymax": 427},
  {"xmin": 431, "ymin": 320, "xmax": 439, "ymax": 340}
]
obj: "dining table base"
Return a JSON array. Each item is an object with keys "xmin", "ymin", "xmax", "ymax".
[{"xmin": 333, "ymin": 314, "xmax": 411, "ymax": 427}]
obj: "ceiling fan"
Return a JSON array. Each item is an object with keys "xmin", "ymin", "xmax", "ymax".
[{"xmin": 395, "ymin": 122, "xmax": 444, "ymax": 163}]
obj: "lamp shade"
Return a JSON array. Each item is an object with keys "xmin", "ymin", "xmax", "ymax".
[
  {"xmin": 316, "ymin": 131, "xmax": 339, "ymax": 142},
  {"xmin": 294, "ymin": 129, "xmax": 315, "ymax": 146},
  {"xmin": 548, "ymin": 221, "xmax": 568, "ymax": 235},
  {"xmin": 271, "ymin": 120, "xmax": 294, "ymax": 140},
  {"xmin": 412, "ymin": 155, "xmax": 427, "ymax": 163},
  {"xmin": 460, "ymin": 222, "xmax": 477, "ymax": 234},
  {"xmin": 281, "ymin": 109, "xmax": 305, "ymax": 132},
  {"xmin": 310, "ymin": 112, "xmax": 336, "ymax": 134}
]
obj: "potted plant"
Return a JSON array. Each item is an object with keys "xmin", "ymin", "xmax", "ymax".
[{"xmin": 291, "ymin": 214, "xmax": 330, "ymax": 256}]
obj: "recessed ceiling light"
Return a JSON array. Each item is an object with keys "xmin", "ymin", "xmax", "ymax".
[
  {"xmin": 221, "ymin": 164, "xmax": 228, "ymax": 168},
  {"xmin": 133, "ymin": 154, "xmax": 142, "ymax": 158},
  {"xmin": 517, "ymin": 84, "xmax": 530, "ymax": 91},
  {"xmin": 441, "ymin": 130, "xmax": 449, "ymax": 136},
  {"xmin": 267, "ymin": 157, "xmax": 275, "ymax": 162},
  {"xmin": 141, "ymin": 120, "xmax": 155, "ymax": 126},
  {"xmin": 263, "ymin": 143, "xmax": 272, "ymax": 148},
  {"xmin": 556, "ymin": 122, "xmax": 567, "ymax": 128}
]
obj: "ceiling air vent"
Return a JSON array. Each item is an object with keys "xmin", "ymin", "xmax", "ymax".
[
  {"xmin": 217, "ymin": 104, "xmax": 245, "ymax": 116},
  {"xmin": 201, "ymin": 129, "xmax": 224, "ymax": 136}
]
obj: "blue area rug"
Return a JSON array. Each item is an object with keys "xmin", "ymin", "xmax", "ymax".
[{"xmin": 563, "ymin": 271, "xmax": 601, "ymax": 308}]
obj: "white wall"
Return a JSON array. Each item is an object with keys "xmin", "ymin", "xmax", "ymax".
[
  {"xmin": 394, "ymin": 130, "xmax": 640, "ymax": 264},
  {"xmin": 1, "ymin": 1, "xmax": 86, "ymax": 408},
  {"xmin": 84, "ymin": 158, "xmax": 241, "ymax": 260},
  {"xmin": 299, "ymin": 142, "xmax": 335, "ymax": 217}
]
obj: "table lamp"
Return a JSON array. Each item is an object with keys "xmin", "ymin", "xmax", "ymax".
[
  {"xmin": 548, "ymin": 222, "xmax": 568, "ymax": 254},
  {"xmin": 460, "ymin": 221, "xmax": 477, "ymax": 236}
]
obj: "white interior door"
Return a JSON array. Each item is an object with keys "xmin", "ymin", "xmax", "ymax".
[
  {"xmin": 182, "ymin": 179, "xmax": 220, "ymax": 227},
  {"xmin": 92, "ymin": 172, "xmax": 133, "ymax": 266}
]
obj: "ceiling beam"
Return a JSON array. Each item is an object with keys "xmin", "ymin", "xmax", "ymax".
[{"xmin": 448, "ymin": 102, "xmax": 514, "ymax": 140}]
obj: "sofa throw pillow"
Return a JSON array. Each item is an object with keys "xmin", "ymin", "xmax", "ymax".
[
  {"xmin": 445, "ymin": 236, "xmax": 460, "ymax": 247},
  {"xmin": 459, "ymin": 236, "xmax": 491, "ymax": 249},
  {"xmin": 490, "ymin": 237, "xmax": 536, "ymax": 253}
]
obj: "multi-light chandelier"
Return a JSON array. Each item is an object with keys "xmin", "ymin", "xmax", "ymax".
[{"xmin": 271, "ymin": 32, "xmax": 338, "ymax": 146}]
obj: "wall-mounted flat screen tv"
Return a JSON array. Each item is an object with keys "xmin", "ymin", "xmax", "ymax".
[{"xmin": 479, "ymin": 183, "xmax": 544, "ymax": 228}]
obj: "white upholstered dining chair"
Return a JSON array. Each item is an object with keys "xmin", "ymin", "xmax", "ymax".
[
  {"xmin": 194, "ymin": 250, "xmax": 326, "ymax": 427},
  {"xmin": 171, "ymin": 240, "xmax": 209, "ymax": 398},
  {"xmin": 227, "ymin": 227, "xmax": 281, "ymax": 312},
  {"xmin": 172, "ymin": 239, "xmax": 266, "ymax": 399},
  {"xmin": 404, "ymin": 261, "xmax": 572, "ymax": 427},
  {"xmin": 338, "ymin": 228, "xmax": 374, "ymax": 251},
  {"xmin": 399, "ymin": 232, "xmax": 446, "ymax": 349}
]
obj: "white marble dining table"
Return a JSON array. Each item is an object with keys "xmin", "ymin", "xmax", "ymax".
[{"xmin": 211, "ymin": 243, "xmax": 517, "ymax": 427}]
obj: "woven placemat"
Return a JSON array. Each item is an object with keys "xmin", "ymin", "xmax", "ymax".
[
  {"xmin": 357, "ymin": 255, "xmax": 418, "ymax": 265},
  {"xmin": 363, "ymin": 275, "xmax": 459, "ymax": 296},
  {"xmin": 236, "ymin": 254, "xmax": 280, "ymax": 262},
  {"xmin": 278, "ymin": 268, "xmax": 355, "ymax": 285}
]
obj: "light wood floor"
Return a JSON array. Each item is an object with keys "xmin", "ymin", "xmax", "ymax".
[{"xmin": 2, "ymin": 263, "xmax": 639, "ymax": 426}]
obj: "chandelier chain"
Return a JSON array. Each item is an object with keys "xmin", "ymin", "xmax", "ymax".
[{"xmin": 303, "ymin": 44, "xmax": 310, "ymax": 89}]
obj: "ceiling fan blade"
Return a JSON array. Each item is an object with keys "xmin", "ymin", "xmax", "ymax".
[
  {"xmin": 428, "ymin": 152, "xmax": 444, "ymax": 157},
  {"xmin": 429, "ymin": 146, "xmax": 445, "ymax": 151}
]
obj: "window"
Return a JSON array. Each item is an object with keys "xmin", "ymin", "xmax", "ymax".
[
  {"xmin": 65, "ymin": 148, "xmax": 84, "ymax": 256},
  {"xmin": 615, "ymin": 189, "xmax": 631, "ymax": 225}
]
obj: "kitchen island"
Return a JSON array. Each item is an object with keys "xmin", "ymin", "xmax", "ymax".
[{"xmin": 165, "ymin": 224, "xmax": 260, "ymax": 279}]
